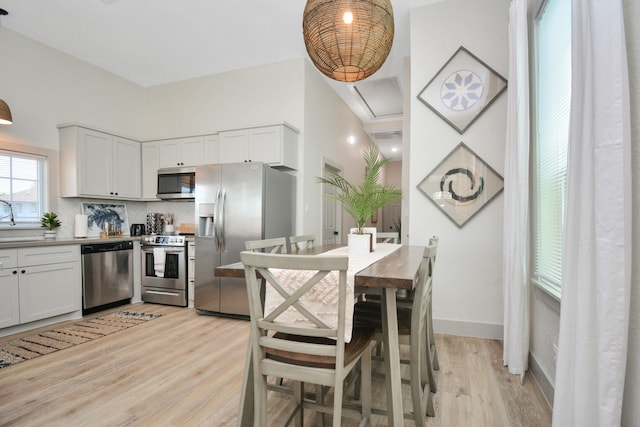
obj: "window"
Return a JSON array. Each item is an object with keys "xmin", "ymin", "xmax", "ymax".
[
  {"xmin": 532, "ymin": 0, "xmax": 572, "ymax": 298},
  {"xmin": 0, "ymin": 150, "xmax": 46, "ymax": 225}
]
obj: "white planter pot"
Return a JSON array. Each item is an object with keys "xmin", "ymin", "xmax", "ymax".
[
  {"xmin": 351, "ymin": 227, "xmax": 377, "ymax": 250},
  {"xmin": 348, "ymin": 233, "xmax": 372, "ymax": 254},
  {"xmin": 44, "ymin": 230, "xmax": 57, "ymax": 240}
]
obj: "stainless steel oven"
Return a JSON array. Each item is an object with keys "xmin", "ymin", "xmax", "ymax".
[{"xmin": 141, "ymin": 235, "xmax": 188, "ymax": 306}]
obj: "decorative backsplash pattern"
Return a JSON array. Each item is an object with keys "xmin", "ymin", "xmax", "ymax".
[{"xmin": 57, "ymin": 198, "xmax": 196, "ymax": 238}]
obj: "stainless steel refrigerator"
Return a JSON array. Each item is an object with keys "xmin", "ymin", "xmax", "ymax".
[{"xmin": 194, "ymin": 162, "xmax": 295, "ymax": 317}]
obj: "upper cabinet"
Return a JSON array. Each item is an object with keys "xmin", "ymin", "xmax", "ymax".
[
  {"xmin": 158, "ymin": 136, "xmax": 205, "ymax": 168},
  {"xmin": 219, "ymin": 124, "xmax": 298, "ymax": 170},
  {"xmin": 59, "ymin": 125, "xmax": 141, "ymax": 200},
  {"xmin": 141, "ymin": 141, "xmax": 160, "ymax": 201}
]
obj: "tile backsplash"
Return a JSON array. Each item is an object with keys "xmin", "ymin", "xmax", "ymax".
[{"xmin": 0, "ymin": 198, "xmax": 195, "ymax": 238}]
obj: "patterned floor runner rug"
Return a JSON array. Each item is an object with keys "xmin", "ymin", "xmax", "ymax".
[{"xmin": 0, "ymin": 311, "xmax": 162, "ymax": 369}]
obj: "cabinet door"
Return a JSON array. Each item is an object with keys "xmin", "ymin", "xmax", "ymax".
[
  {"xmin": 142, "ymin": 142, "xmax": 160, "ymax": 200},
  {"xmin": 18, "ymin": 262, "xmax": 81, "ymax": 324},
  {"xmin": 249, "ymin": 126, "xmax": 281, "ymax": 164},
  {"xmin": 112, "ymin": 136, "xmax": 141, "ymax": 199},
  {"xmin": 0, "ymin": 266, "xmax": 19, "ymax": 329},
  {"xmin": 219, "ymin": 130, "xmax": 249, "ymax": 163},
  {"xmin": 179, "ymin": 136, "xmax": 205, "ymax": 166},
  {"xmin": 203, "ymin": 134, "xmax": 220, "ymax": 165},
  {"xmin": 78, "ymin": 128, "xmax": 112, "ymax": 197},
  {"xmin": 158, "ymin": 139, "xmax": 182, "ymax": 168}
]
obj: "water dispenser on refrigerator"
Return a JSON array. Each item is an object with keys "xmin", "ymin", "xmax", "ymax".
[{"xmin": 198, "ymin": 203, "xmax": 215, "ymax": 237}]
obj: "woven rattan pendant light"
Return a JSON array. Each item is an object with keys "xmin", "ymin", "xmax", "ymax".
[
  {"xmin": 303, "ymin": 0, "xmax": 394, "ymax": 83},
  {"xmin": 0, "ymin": 100, "xmax": 12, "ymax": 125}
]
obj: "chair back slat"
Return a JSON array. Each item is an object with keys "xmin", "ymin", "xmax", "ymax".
[
  {"xmin": 377, "ymin": 231, "xmax": 399, "ymax": 243},
  {"xmin": 245, "ymin": 237, "xmax": 288, "ymax": 253},
  {"xmin": 289, "ymin": 234, "xmax": 316, "ymax": 252}
]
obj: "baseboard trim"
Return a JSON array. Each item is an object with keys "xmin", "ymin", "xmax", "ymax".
[
  {"xmin": 529, "ymin": 352, "xmax": 555, "ymax": 406},
  {"xmin": 433, "ymin": 318, "xmax": 504, "ymax": 340}
]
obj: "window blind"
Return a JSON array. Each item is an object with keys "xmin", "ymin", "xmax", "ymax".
[{"xmin": 533, "ymin": 0, "xmax": 571, "ymax": 293}]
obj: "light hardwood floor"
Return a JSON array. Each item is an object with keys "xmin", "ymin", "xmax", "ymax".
[{"xmin": 0, "ymin": 303, "xmax": 552, "ymax": 426}]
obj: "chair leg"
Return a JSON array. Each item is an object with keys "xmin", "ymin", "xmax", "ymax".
[
  {"xmin": 315, "ymin": 385, "xmax": 324, "ymax": 427},
  {"xmin": 410, "ymin": 333, "xmax": 428, "ymax": 426},
  {"xmin": 332, "ymin": 379, "xmax": 344, "ymax": 426},
  {"xmin": 255, "ymin": 372, "xmax": 268, "ymax": 426},
  {"xmin": 361, "ymin": 342, "xmax": 372, "ymax": 422},
  {"xmin": 426, "ymin": 340, "xmax": 438, "ymax": 394},
  {"xmin": 295, "ymin": 381, "xmax": 304, "ymax": 427}
]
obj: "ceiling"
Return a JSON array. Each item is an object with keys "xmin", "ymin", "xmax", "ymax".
[{"xmin": 0, "ymin": 0, "xmax": 436, "ymax": 160}]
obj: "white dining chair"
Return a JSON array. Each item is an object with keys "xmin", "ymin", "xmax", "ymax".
[
  {"xmin": 354, "ymin": 240, "xmax": 438, "ymax": 423},
  {"xmin": 288, "ymin": 233, "xmax": 316, "ymax": 252},
  {"xmin": 376, "ymin": 231, "xmax": 399, "ymax": 244},
  {"xmin": 240, "ymin": 251, "xmax": 374, "ymax": 426}
]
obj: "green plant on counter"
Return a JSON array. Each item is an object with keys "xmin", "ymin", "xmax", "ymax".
[
  {"xmin": 317, "ymin": 142, "xmax": 402, "ymax": 235},
  {"xmin": 40, "ymin": 212, "xmax": 62, "ymax": 230}
]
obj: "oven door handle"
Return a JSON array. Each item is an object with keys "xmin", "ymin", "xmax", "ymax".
[{"xmin": 141, "ymin": 248, "xmax": 185, "ymax": 254}]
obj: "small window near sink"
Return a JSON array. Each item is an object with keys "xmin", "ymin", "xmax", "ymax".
[{"xmin": 0, "ymin": 150, "xmax": 46, "ymax": 226}]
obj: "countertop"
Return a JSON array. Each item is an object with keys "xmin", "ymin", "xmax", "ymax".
[{"xmin": 0, "ymin": 236, "xmax": 142, "ymax": 249}]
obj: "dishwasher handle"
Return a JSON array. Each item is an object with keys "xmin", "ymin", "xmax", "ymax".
[{"xmin": 81, "ymin": 240, "xmax": 134, "ymax": 254}]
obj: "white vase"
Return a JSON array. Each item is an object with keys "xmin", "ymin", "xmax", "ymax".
[
  {"xmin": 44, "ymin": 230, "xmax": 57, "ymax": 240},
  {"xmin": 348, "ymin": 233, "xmax": 372, "ymax": 254},
  {"xmin": 350, "ymin": 227, "xmax": 377, "ymax": 251}
]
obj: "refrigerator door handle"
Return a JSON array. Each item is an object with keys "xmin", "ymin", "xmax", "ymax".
[
  {"xmin": 219, "ymin": 188, "xmax": 226, "ymax": 252},
  {"xmin": 214, "ymin": 188, "xmax": 222, "ymax": 251}
]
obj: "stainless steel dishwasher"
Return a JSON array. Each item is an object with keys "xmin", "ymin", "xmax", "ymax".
[{"xmin": 81, "ymin": 240, "xmax": 134, "ymax": 314}]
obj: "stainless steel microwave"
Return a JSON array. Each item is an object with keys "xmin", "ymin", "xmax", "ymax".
[{"xmin": 157, "ymin": 166, "xmax": 196, "ymax": 200}]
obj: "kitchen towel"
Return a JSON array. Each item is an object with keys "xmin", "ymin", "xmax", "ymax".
[
  {"xmin": 153, "ymin": 247, "xmax": 166, "ymax": 277},
  {"xmin": 74, "ymin": 214, "xmax": 88, "ymax": 238}
]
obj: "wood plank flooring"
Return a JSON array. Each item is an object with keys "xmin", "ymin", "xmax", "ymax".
[{"xmin": 0, "ymin": 303, "xmax": 552, "ymax": 426}]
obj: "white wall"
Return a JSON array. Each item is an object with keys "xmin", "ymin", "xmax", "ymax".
[
  {"xmin": 409, "ymin": 0, "xmax": 509, "ymax": 339},
  {"xmin": 0, "ymin": 28, "xmax": 146, "ymax": 148},
  {"xmin": 144, "ymin": 59, "xmax": 306, "ymax": 140},
  {"xmin": 301, "ymin": 61, "xmax": 371, "ymax": 242}
]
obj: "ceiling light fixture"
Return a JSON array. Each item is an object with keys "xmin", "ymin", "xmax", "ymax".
[
  {"xmin": 0, "ymin": 100, "xmax": 12, "ymax": 125},
  {"xmin": 302, "ymin": 0, "xmax": 394, "ymax": 83}
]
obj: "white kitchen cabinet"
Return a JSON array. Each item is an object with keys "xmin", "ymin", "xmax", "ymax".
[
  {"xmin": 59, "ymin": 125, "xmax": 142, "ymax": 200},
  {"xmin": 158, "ymin": 136, "xmax": 205, "ymax": 168},
  {"xmin": 218, "ymin": 124, "xmax": 298, "ymax": 170},
  {"xmin": 0, "ymin": 245, "xmax": 81, "ymax": 329},
  {"xmin": 0, "ymin": 250, "xmax": 19, "ymax": 329},
  {"xmin": 204, "ymin": 134, "xmax": 220, "ymax": 164},
  {"xmin": 141, "ymin": 141, "xmax": 160, "ymax": 200}
]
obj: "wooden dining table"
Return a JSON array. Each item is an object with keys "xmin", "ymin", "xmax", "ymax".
[{"xmin": 215, "ymin": 243, "xmax": 425, "ymax": 427}]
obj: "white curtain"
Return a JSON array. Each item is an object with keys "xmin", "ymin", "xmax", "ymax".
[
  {"xmin": 552, "ymin": 0, "xmax": 632, "ymax": 425},
  {"xmin": 502, "ymin": 0, "xmax": 530, "ymax": 380}
]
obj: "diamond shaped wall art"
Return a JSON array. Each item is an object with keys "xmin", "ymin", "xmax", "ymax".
[
  {"xmin": 417, "ymin": 46, "xmax": 507, "ymax": 134},
  {"xmin": 417, "ymin": 142, "xmax": 504, "ymax": 227}
]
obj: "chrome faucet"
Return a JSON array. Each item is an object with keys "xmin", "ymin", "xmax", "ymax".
[{"xmin": 0, "ymin": 199, "xmax": 16, "ymax": 226}]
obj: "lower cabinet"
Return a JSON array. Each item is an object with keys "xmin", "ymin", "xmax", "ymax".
[{"xmin": 0, "ymin": 245, "xmax": 81, "ymax": 329}]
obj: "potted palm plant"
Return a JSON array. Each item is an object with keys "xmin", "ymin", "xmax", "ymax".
[
  {"xmin": 317, "ymin": 142, "xmax": 402, "ymax": 253},
  {"xmin": 41, "ymin": 211, "xmax": 62, "ymax": 239}
]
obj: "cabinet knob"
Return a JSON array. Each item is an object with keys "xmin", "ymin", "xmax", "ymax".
[
  {"xmin": 21, "ymin": 269, "xmax": 26, "ymax": 274},
  {"xmin": 13, "ymin": 270, "xmax": 17, "ymax": 275}
]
